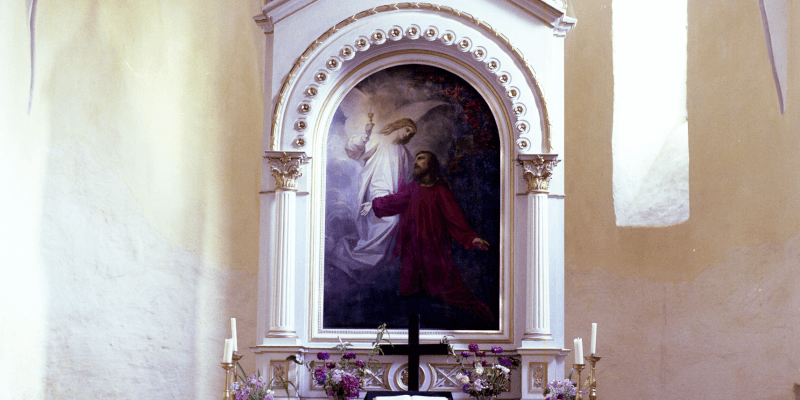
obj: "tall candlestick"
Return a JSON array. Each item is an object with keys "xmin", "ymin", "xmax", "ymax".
[
  {"xmin": 231, "ymin": 318, "xmax": 238, "ymax": 352},
  {"xmin": 590, "ymin": 323, "xmax": 597, "ymax": 354}
]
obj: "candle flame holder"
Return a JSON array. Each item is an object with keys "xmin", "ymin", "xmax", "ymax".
[
  {"xmin": 584, "ymin": 355, "xmax": 601, "ymax": 400},
  {"xmin": 222, "ymin": 353, "xmax": 244, "ymax": 400},
  {"xmin": 221, "ymin": 361, "xmax": 234, "ymax": 400},
  {"xmin": 573, "ymin": 363, "xmax": 585, "ymax": 400}
]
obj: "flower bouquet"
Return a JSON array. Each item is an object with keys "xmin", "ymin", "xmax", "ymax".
[
  {"xmin": 542, "ymin": 379, "xmax": 578, "ymax": 400},
  {"xmin": 289, "ymin": 324, "xmax": 390, "ymax": 399},
  {"xmin": 230, "ymin": 374, "xmax": 277, "ymax": 400},
  {"xmin": 451, "ymin": 343, "xmax": 520, "ymax": 398}
]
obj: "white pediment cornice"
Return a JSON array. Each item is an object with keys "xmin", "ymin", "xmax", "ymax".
[
  {"xmin": 256, "ymin": 0, "xmax": 571, "ymax": 33},
  {"xmin": 255, "ymin": 0, "xmax": 316, "ymax": 33}
]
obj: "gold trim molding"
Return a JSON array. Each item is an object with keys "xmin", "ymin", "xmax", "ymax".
[{"xmin": 517, "ymin": 154, "xmax": 560, "ymax": 194}]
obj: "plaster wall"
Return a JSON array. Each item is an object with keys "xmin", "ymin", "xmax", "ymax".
[
  {"xmin": 565, "ymin": 1, "xmax": 800, "ymax": 398},
  {"xmin": 0, "ymin": 1, "xmax": 265, "ymax": 399}
]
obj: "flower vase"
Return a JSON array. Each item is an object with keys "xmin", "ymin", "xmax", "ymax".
[{"xmin": 473, "ymin": 396, "xmax": 496, "ymax": 400}]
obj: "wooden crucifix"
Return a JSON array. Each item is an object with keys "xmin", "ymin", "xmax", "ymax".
[{"xmin": 380, "ymin": 314, "xmax": 449, "ymax": 391}]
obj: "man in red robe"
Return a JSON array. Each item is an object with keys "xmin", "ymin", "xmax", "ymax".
[{"xmin": 361, "ymin": 151, "xmax": 494, "ymax": 322}]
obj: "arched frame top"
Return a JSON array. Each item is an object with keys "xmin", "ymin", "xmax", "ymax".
[{"xmin": 267, "ymin": 3, "xmax": 555, "ymax": 156}]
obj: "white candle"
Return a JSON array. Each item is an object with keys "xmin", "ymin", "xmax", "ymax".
[
  {"xmin": 591, "ymin": 323, "xmax": 597, "ymax": 354},
  {"xmin": 231, "ymin": 318, "xmax": 238, "ymax": 352},
  {"xmin": 223, "ymin": 338, "xmax": 233, "ymax": 363},
  {"xmin": 574, "ymin": 338, "xmax": 583, "ymax": 364}
]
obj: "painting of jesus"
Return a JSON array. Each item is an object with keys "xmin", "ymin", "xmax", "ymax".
[{"xmin": 323, "ymin": 64, "xmax": 501, "ymax": 331}]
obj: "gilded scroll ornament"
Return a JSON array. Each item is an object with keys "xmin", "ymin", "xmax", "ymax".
[
  {"xmin": 518, "ymin": 154, "xmax": 560, "ymax": 193},
  {"xmin": 266, "ymin": 152, "xmax": 309, "ymax": 190}
]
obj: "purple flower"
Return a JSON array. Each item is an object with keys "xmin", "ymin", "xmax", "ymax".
[
  {"xmin": 491, "ymin": 346, "xmax": 503, "ymax": 354},
  {"xmin": 317, "ymin": 352, "xmax": 330, "ymax": 360},
  {"xmin": 476, "ymin": 352, "xmax": 486, "ymax": 357},
  {"xmin": 460, "ymin": 351, "xmax": 471, "ymax": 358},
  {"xmin": 461, "ymin": 383, "xmax": 471, "ymax": 393},
  {"xmin": 343, "ymin": 352, "xmax": 357, "ymax": 360},
  {"xmin": 326, "ymin": 362, "xmax": 336, "ymax": 369},
  {"xmin": 355, "ymin": 360, "xmax": 366, "ymax": 367},
  {"xmin": 481, "ymin": 360, "xmax": 488, "ymax": 367},
  {"xmin": 314, "ymin": 367, "xmax": 327, "ymax": 385},
  {"xmin": 468, "ymin": 343, "xmax": 480, "ymax": 353},
  {"xmin": 499, "ymin": 357, "xmax": 513, "ymax": 368}
]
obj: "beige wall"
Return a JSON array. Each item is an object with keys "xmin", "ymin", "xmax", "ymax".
[
  {"xmin": 565, "ymin": 1, "xmax": 800, "ymax": 398},
  {"xmin": 0, "ymin": 0, "xmax": 264, "ymax": 398},
  {"xmin": 3, "ymin": 0, "xmax": 799, "ymax": 399}
]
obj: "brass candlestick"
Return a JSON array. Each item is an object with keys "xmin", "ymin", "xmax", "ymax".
[
  {"xmin": 221, "ymin": 361, "xmax": 234, "ymax": 400},
  {"xmin": 585, "ymin": 355, "xmax": 600, "ymax": 400},
  {"xmin": 573, "ymin": 363, "xmax": 585, "ymax": 400}
]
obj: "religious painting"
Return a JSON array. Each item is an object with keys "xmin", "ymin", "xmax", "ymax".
[{"xmin": 323, "ymin": 64, "xmax": 500, "ymax": 331}]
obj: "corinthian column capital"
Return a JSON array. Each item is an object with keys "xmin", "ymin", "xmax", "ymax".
[
  {"xmin": 264, "ymin": 151, "xmax": 309, "ymax": 190},
  {"xmin": 517, "ymin": 154, "xmax": 560, "ymax": 194}
]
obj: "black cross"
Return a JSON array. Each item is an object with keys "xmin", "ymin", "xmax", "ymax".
[{"xmin": 379, "ymin": 314, "xmax": 449, "ymax": 391}]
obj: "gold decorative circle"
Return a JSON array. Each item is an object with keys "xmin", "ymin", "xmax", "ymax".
[
  {"xmin": 304, "ymin": 86, "xmax": 318, "ymax": 97},
  {"xmin": 516, "ymin": 121, "xmax": 528, "ymax": 132},
  {"xmin": 507, "ymin": 87, "xmax": 520, "ymax": 100},
  {"xmin": 315, "ymin": 71, "xmax": 328, "ymax": 83},
  {"xmin": 486, "ymin": 58, "xmax": 500, "ymax": 71},
  {"xmin": 371, "ymin": 29, "xmax": 387, "ymax": 45},
  {"xmin": 326, "ymin": 58, "xmax": 339, "ymax": 69},
  {"xmin": 389, "ymin": 27, "xmax": 402, "ymax": 38},
  {"xmin": 472, "ymin": 47, "xmax": 487, "ymax": 61},
  {"xmin": 407, "ymin": 25, "xmax": 420, "ymax": 38},
  {"xmin": 355, "ymin": 37, "xmax": 369, "ymax": 49},
  {"xmin": 295, "ymin": 120, "xmax": 307, "ymax": 131},
  {"xmin": 513, "ymin": 103, "xmax": 526, "ymax": 116},
  {"xmin": 339, "ymin": 45, "xmax": 355, "ymax": 60},
  {"xmin": 298, "ymin": 103, "xmax": 311, "ymax": 114},
  {"xmin": 516, "ymin": 138, "xmax": 530, "ymax": 149},
  {"xmin": 459, "ymin": 38, "xmax": 471, "ymax": 51},
  {"xmin": 498, "ymin": 73, "xmax": 511, "ymax": 85},
  {"xmin": 293, "ymin": 137, "xmax": 306, "ymax": 147},
  {"xmin": 395, "ymin": 363, "xmax": 426, "ymax": 391}
]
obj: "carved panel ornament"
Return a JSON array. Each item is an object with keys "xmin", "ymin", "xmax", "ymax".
[
  {"xmin": 265, "ymin": 152, "xmax": 309, "ymax": 190},
  {"xmin": 267, "ymin": 4, "xmax": 559, "ymax": 153},
  {"xmin": 529, "ymin": 362, "xmax": 547, "ymax": 392},
  {"xmin": 517, "ymin": 154, "xmax": 560, "ymax": 194}
]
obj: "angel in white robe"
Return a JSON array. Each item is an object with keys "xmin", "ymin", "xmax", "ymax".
[{"xmin": 331, "ymin": 118, "xmax": 417, "ymax": 281}]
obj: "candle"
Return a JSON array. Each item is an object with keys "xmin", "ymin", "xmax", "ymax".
[
  {"xmin": 574, "ymin": 338, "xmax": 583, "ymax": 364},
  {"xmin": 222, "ymin": 338, "xmax": 233, "ymax": 363},
  {"xmin": 231, "ymin": 318, "xmax": 238, "ymax": 352},
  {"xmin": 591, "ymin": 323, "xmax": 597, "ymax": 355}
]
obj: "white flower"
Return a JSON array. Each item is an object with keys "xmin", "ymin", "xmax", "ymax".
[
  {"xmin": 494, "ymin": 365, "xmax": 510, "ymax": 374},
  {"xmin": 475, "ymin": 364, "xmax": 484, "ymax": 375}
]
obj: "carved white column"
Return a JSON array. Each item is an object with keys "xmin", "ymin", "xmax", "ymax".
[
  {"xmin": 264, "ymin": 151, "xmax": 308, "ymax": 342},
  {"xmin": 518, "ymin": 154, "xmax": 560, "ymax": 343}
]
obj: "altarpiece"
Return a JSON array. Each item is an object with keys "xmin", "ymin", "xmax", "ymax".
[{"xmin": 252, "ymin": 1, "xmax": 575, "ymax": 399}]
